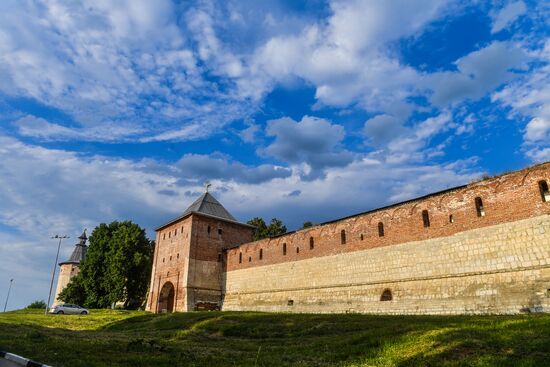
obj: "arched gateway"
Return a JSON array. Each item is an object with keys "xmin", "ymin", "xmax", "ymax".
[{"xmin": 158, "ymin": 282, "xmax": 175, "ymax": 313}]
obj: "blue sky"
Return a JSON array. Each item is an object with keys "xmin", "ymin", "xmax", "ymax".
[{"xmin": 0, "ymin": 0, "xmax": 549, "ymax": 310}]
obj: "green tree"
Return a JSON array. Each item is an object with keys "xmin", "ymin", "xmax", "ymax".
[
  {"xmin": 79, "ymin": 223, "xmax": 115, "ymax": 308},
  {"xmin": 106, "ymin": 222, "xmax": 155, "ymax": 309},
  {"xmin": 57, "ymin": 274, "xmax": 86, "ymax": 306},
  {"xmin": 301, "ymin": 221, "xmax": 314, "ymax": 229},
  {"xmin": 26, "ymin": 300, "xmax": 47, "ymax": 309},
  {"xmin": 247, "ymin": 217, "xmax": 287, "ymax": 240},
  {"xmin": 60, "ymin": 221, "xmax": 154, "ymax": 309},
  {"xmin": 266, "ymin": 218, "xmax": 287, "ymax": 237},
  {"xmin": 247, "ymin": 217, "xmax": 268, "ymax": 241}
]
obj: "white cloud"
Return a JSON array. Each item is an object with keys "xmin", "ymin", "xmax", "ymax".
[
  {"xmin": 492, "ymin": 40, "xmax": 550, "ymax": 161},
  {"xmin": 425, "ymin": 41, "xmax": 528, "ymax": 106},
  {"xmin": 363, "ymin": 115, "xmax": 410, "ymax": 147},
  {"xmin": 491, "ymin": 1, "xmax": 527, "ymax": 33},
  {"xmin": 15, "ymin": 115, "xmax": 143, "ymax": 142},
  {"xmin": 0, "ymin": 0, "xmax": 255, "ymax": 142},
  {"xmin": 176, "ymin": 153, "xmax": 292, "ymax": 184},
  {"xmin": 524, "ymin": 117, "xmax": 550, "ymax": 142},
  {"xmin": 263, "ymin": 116, "xmax": 354, "ymax": 179},
  {"xmin": 246, "ymin": 0, "xmax": 448, "ymax": 113}
]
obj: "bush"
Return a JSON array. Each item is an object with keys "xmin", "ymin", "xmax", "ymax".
[{"xmin": 26, "ymin": 300, "xmax": 47, "ymax": 309}]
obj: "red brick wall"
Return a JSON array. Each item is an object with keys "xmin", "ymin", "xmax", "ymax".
[
  {"xmin": 147, "ymin": 214, "xmax": 253, "ymax": 312},
  {"xmin": 147, "ymin": 216, "xmax": 193, "ymax": 312},
  {"xmin": 227, "ymin": 162, "xmax": 550, "ymax": 272}
]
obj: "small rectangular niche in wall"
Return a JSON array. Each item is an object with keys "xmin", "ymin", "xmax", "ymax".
[
  {"xmin": 239, "ymin": 253, "xmax": 242, "ymax": 264},
  {"xmin": 539, "ymin": 180, "xmax": 549, "ymax": 202},
  {"xmin": 309, "ymin": 237, "xmax": 314, "ymax": 250},
  {"xmin": 422, "ymin": 210, "xmax": 430, "ymax": 228},
  {"xmin": 378, "ymin": 222, "xmax": 385, "ymax": 237},
  {"xmin": 341, "ymin": 230, "xmax": 346, "ymax": 244},
  {"xmin": 283, "ymin": 243, "xmax": 287, "ymax": 255},
  {"xmin": 475, "ymin": 197, "xmax": 485, "ymax": 217},
  {"xmin": 259, "ymin": 249, "xmax": 263, "ymax": 260},
  {"xmin": 449, "ymin": 214, "xmax": 454, "ymax": 223},
  {"xmin": 287, "ymin": 299, "xmax": 294, "ymax": 306}
]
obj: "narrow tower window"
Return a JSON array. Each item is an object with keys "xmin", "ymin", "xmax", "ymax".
[
  {"xmin": 283, "ymin": 243, "xmax": 287, "ymax": 256},
  {"xmin": 218, "ymin": 228, "xmax": 223, "ymax": 235},
  {"xmin": 422, "ymin": 210, "xmax": 430, "ymax": 228},
  {"xmin": 341, "ymin": 230, "xmax": 346, "ymax": 244},
  {"xmin": 296, "ymin": 247, "xmax": 300, "ymax": 254},
  {"xmin": 475, "ymin": 197, "xmax": 485, "ymax": 217},
  {"xmin": 259, "ymin": 249, "xmax": 263, "ymax": 260},
  {"xmin": 239, "ymin": 253, "xmax": 242, "ymax": 264},
  {"xmin": 309, "ymin": 237, "xmax": 314, "ymax": 250},
  {"xmin": 539, "ymin": 180, "xmax": 549, "ymax": 202},
  {"xmin": 449, "ymin": 214, "xmax": 454, "ymax": 223},
  {"xmin": 378, "ymin": 222, "xmax": 385, "ymax": 237},
  {"xmin": 207, "ymin": 225, "xmax": 211, "ymax": 234}
]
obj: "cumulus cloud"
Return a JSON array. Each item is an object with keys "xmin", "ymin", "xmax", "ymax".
[
  {"xmin": 491, "ymin": 1, "xmax": 527, "ymax": 33},
  {"xmin": 524, "ymin": 117, "xmax": 550, "ymax": 142},
  {"xmin": 246, "ymin": 0, "xmax": 448, "ymax": 112},
  {"xmin": 425, "ymin": 42, "xmax": 528, "ymax": 107},
  {"xmin": 0, "ymin": 0, "xmax": 254, "ymax": 142},
  {"xmin": 176, "ymin": 153, "xmax": 291, "ymax": 184},
  {"xmin": 492, "ymin": 40, "xmax": 550, "ymax": 161},
  {"xmin": 363, "ymin": 114, "xmax": 410, "ymax": 147},
  {"xmin": 263, "ymin": 116, "xmax": 354, "ymax": 179}
]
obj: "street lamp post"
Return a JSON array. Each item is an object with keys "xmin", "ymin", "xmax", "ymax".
[
  {"xmin": 45, "ymin": 235, "xmax": 69, "ymax": 315},
  {"xmin": 3, "ymin": 278, "xmax": 13, "ymax": 312}
]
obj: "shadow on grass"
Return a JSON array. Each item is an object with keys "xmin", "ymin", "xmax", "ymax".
[{"xmin": 2, "ymin": 311, "xmax": 550, "ymax": 367}]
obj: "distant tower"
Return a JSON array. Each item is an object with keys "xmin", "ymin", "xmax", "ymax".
[{"xmin": 53, "ymin": 230, "xmax": 88, "ymax": 304}]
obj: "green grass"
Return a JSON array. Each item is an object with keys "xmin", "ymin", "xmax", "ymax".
[{"xmin": 1, "ymin": 309, "xmax": 550, "ymax": 367}]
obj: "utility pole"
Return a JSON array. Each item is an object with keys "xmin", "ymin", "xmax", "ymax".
[
  {"xmin": 3, "ymin": 278, "xmax": 13, "ymax": 312},
  {"xmin": 45, "ymin": 235, "xmax": 69, "ymax": 315}
]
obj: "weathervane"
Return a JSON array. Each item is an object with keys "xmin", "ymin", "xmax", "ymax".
[{"xmin": 204, "ymin": 181, "xmax": 212, "ymax": 193}]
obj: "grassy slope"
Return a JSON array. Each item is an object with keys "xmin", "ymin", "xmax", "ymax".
[{"xmin": 1, "ymin": 310, "xmax": 550, "ymax": 367}]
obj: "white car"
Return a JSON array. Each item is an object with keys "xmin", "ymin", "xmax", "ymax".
[{"xmin": 49, "ymin": 303, "xmax": 89, "ymax": 315}]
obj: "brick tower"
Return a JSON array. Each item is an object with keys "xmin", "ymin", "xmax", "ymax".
[
  {"xmin": 53, "ymin": 230, "xmax": 88, "ymax": 305},
  {"xmin": 146, "ymin": 189, "xmax": 253, "ymax": 313}
]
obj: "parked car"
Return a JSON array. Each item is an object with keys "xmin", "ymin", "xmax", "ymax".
[{"xmin": 49, "ymin": 303, "xmax": 89, "ymax": 315}]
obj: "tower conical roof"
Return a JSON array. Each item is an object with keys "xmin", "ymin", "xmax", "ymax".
[
  {"xmin": 182, "ymin": 192, "xmax": 237, "ymax": 221},
  {"xmin": 59, "ymin": 230, "xmax": 88, "ymax": 266},
  {"xmin": 155, "ymin": 191, "xmax": 254, "ymax": 230}
]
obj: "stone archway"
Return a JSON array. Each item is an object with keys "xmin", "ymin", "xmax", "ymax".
[{"xmin": 158, "ymin": 281, "xmax": 175, "ymax": 313}]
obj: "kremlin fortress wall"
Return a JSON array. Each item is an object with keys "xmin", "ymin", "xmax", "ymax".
[{"xmin": 147, "ymin": 162, "xmax": 550, "ymax": 314}]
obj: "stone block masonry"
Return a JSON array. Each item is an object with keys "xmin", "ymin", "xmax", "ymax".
[{"xmin": 223, "ymin": 215, "xmax": 550, "ymax": 314}]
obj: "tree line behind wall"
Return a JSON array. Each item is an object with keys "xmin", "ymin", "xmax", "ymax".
[{"xmin": 59, "ymin": 221, "xmax": 154, "ymax": 310}]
